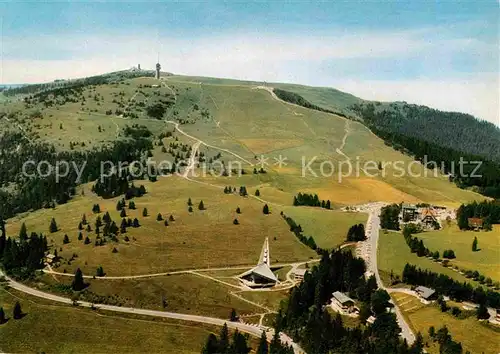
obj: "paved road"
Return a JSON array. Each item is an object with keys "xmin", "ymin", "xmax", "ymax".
[
  {"xmin": 0, "ymin": 269, "xmax": 305, "ymax": 353},
  {"xmin": 365, "ymin": 205, "xmax": 416, "ymax": 344}
]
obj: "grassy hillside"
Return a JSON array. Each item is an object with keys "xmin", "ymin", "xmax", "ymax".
[
  {"xmin": 377, "ymin": 231, "xmax": 482, "ymax": 287},
  {"xmin": 417, "ymin": 223, "xmax": 500, "ymax": 281},
  {"xmin": 5, "ymin": 176, "xmax": 315, "ymax": 276},
  {"xmin": 280, "ymin": 207, "xmax": 367, "ymax": 249},
  {"xmin": 1, "ymin": 73, "xmax": 487, "ymax": 206},
  {"xmin": 0, "ymin": 288, "xmax": 215, "ymax": 354},
  {"xmin": 392, "ymin": 292, "xmax": 500, "ymax": 354}
]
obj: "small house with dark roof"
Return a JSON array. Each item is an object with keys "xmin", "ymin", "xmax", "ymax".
[
  {"xmin": 332, "ymin": 291, "xmax": 355, "ymax": 310},
  {"xmin": 401, "ymin": 203, "xmax": 418, "ymax": 221},
  {"xmin": 415, "ymin": 286, "xmax": 437, "ymax": 300}
]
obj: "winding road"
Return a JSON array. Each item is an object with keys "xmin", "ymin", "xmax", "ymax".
[{"xmin": 0, "ymin": 269, "xmax": 305, "ymax": 353}]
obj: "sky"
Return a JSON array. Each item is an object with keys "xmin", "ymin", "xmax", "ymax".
[{"xmin": 1, "ymin": 1, "xmax": 498, "ymax": 125}]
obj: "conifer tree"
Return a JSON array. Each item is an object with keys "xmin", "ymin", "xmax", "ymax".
[
  {"xmin": 188, "ymin": 206, "xmax": 193, "ymax": 213},
  {"xmin": 263, "ymin": 204, "xmax": 269, "ymax": 215},
  {"xmin": 202, "ymin": 333, "xmax": 219, "ymax": 354},
  {"xmin": 120, "ymin": 209, "xmax": 127, "ymax": 218},
  {"xmin": 256, "ymin": 331, "xmax": 269, "ymax": 354},
  {"xmin": 142, "ymin": 208, "xmax": 148, "ymax": 217},
  {"xmin": 78, "ymin": 232, "xmax": 83, "ymax": 241},
  {"xmin": 236, "ymin": 207, "xmax": 241, "ymax": 214},
  {"xmin": 84, "ymin": 236, "xmax": 91, "ymax": 244},
  {"xmin": 169, "ymin": 215, "xmax": 175, "ymax": 221},
  {"xmin": 255, "ymin": 189, "xmax": 260, "ymax": 197},
  {"xmin": 19, "ymin": 223, "xmax": 28, "ymax": 241},
  {"xmin": 230, "ymin": 308, "xmax": 238, "ymax": 321},
  {"xmin": 63, "ymin": 234, "xmax": 70, "ymax": 244},
  {"xmin": 72, "ymin": 268, "xmax": 86, "ymax": 291},
  {"xmin": 472, "ymin": 236, "xmax": 478, "ymax": 252},
  {"xmin": 13, "ymin": 302, "xmax": 22, "ymax": 319},
  {"xmin": 156, "ymin": 213, "xmax": 163, "ymax": 221},
  {"xmin": 218, "ymin": 323, "xmax": 230, "ymax": 353},
  {"xmin": 187, "ymin": 198, "xmax": 192, "ymax": 206},
  {"xmin": 49, "ymin": 218, "xmax": 58, "ymax": 233},
  {"xmin": 96, "ymin": 266, "xmax": 105, "ymax": 277},
  {"xmin": 198, "ymin": 200, "xmax": 205, "ymax": 210},
  {"xmin": 0, "ymin": 307, "xmax": 5, "ymax": 324}
]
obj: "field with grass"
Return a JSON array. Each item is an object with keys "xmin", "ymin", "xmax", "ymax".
[
  {"xmin": 32, "ymin": 272, "xmax": 264, "ymax": 319},
  {"xmin": 281, "ymin": 207, "xmax": 367, "ymax": 249},
  {"xmin": 417, "ymin": 223, "xmax": 500, "ymax": 281},
  {"xmin": 1, "ymin": 74, "xmax": 487, "ymax": 207},
  {"xmin": 0, "ymin": 287, "xmax": 217, "ymax": 354},
  {"xmin": 5, "ymin": 176, "xmax": 316, "ymax": 277},
  {"xmin": 377, "ymin": 231, "xmax": 481, "ymax": 287},
  {"xmin": 392, "ymin": 292, "xmax": 500, "ymax": 354}
]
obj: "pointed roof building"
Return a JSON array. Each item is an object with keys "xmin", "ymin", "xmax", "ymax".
[{"xmin": 239, "ymin": 237, "xmax": 278, "ymax": 287}]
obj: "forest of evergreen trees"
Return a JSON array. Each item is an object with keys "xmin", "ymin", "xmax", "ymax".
[
  {"xmin": 273, "ymin": 89, "xmax": 348, "ymax": 118},
  {"xmin": 92, "ymin": 173, "xmax": 147, "ymax": 200},
  {"xmin": 351, "ymin": 102, "xmax": 500, "ymax": 162},
  {"xmin": 351, "ymin": 102, "xmax": 500, "ymax": 198},
  {"xmin": 456, "ymin": 200, "xmax": 500, "ymax": 230},
  {"xmin": 402, "ymin": 264, "xmax": 500, "ymax": 308},
  {"xmin": 292, "ymin": 193, "xmax": 331, "ymax": 209},
  {"xmin": 0, "ymin": 223, "xmax": 48, "ymax": 279}
]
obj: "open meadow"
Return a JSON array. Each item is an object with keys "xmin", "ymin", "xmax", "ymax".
[
  {"xmin": 0, "ymin": 287, "xmax": 218, "ymax": 354},
  {"xmin": 377, "ymin": 231, "xmax": 482, "ymax": 287},
  {"xmin": 281, "ymin": 207, "xmax": 367, "ymax": 249},
  {"xmin": 418, "ymin": 223, "xmax": 500, "ymax": 281},
  {"xmin": 1, "ymin": 74, "xmax": 487, "ymax": 207},
  {"xmin": 392, "ymin": 292, "xmax": 500, "ymax": 354},
  {"xmin": 5, "ymin": 176, "xmax": 316, "ymax": 277}
]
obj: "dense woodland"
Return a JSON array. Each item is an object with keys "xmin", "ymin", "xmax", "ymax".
[
  {"xmin": 456, "ymin": 200, "xmax": 500, "ymax": 230},
  {"xmin": 273, "ymin": 89, "xmax": 348, "ymax": 118},
  {"xmin": 292, "ymin": 192, "xmax": 331, "ymax": 209},
  {"xmin": 352, "ymin": 103, "xmax": 500, "ymax": 198},
  {"xmin": 351, "ymin": 102, "xmax": 500, "ymax": 162},
  {"xmin": 0, "ymin": 130, "xmax": 152, "ymax": 219},
  {"xmin": 0, "ymin": 222, "xmax": 48, "ymax": 278}
]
